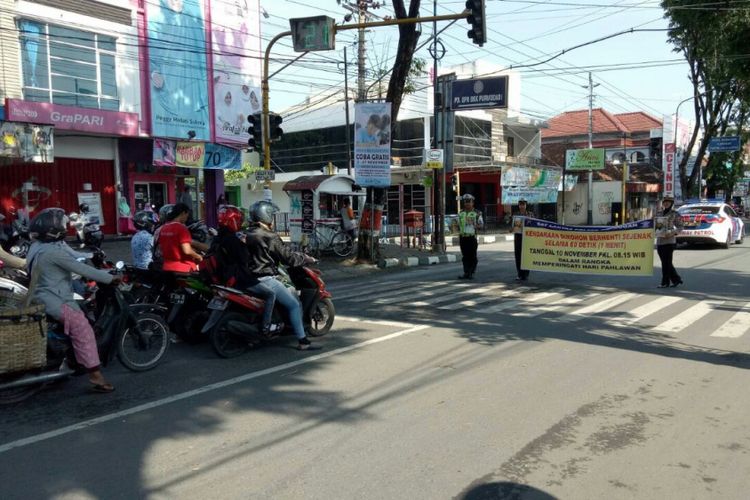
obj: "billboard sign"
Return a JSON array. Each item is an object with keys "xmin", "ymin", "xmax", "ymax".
[
  {"xmin": 565, "ymin": 148, "xmax": 605, "ymax": 171},
  {"xmin": 0, "ymin": 121, "xmax": 54, "ymax": 162},
  {"xmin": 7, "ymin": 99, "xmax": 138, "ymax": 137},
  {"xmin": 501, "ymin": 165, "xmax": 562, "ymax": 204},
  {"xmin": 354, "ymin": 102, "xmax": 392, "ymax": 187}
]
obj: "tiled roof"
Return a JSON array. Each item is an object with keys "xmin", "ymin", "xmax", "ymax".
[{"xmin": 542, "ymin": 108, "xmax": 662, "ymax": 139}]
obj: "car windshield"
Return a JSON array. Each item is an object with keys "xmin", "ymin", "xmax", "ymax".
[{"xmin": 678, "ymin": 206, "xmax": 720, "ymax": 215}]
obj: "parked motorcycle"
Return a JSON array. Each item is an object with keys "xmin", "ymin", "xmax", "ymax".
[
  {"xmin": 202, "ymin": 265, "xmax": 335, "ymax": 358},
  {"xmin": 69, "ymin": 204, "xmax": 103, "ymax": 249},
  {"xmin": 0, "ymin": 262, "xmax": 170, "ymax": 404}
]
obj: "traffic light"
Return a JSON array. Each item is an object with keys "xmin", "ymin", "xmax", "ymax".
[
  {"xmin": 269, "ymin": 112, "xmax": 283, "ymax": 142},
  {"xmin": 465, "ymin": 0, "xmax": 486, "ymax": 47},
  {"xmin": 247, "ymin": 112, "xmax": 262, "ymax": 151},
  {"xmin": 451, "ymin": 175, "xmax": 458, "ymax": 192}
]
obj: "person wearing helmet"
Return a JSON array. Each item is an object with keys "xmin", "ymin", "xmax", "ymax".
[
  {"xmin": 25, "ymin": 208, "xmax": 117, "ymax": 393},
  {"xmin": 457, "ymin": 193, "xmax": 484, "ymax": 280},
  {"xmin": 245, "ymin": 201, "xmax": 317, "ymax": 350},
  {"xmin": 213, "ymin": 206, "xmax": 279, "ymax": 335},
  {"xmin": 511, "ymin": 199, "xmax": 534, "ymax": 282},
  {"xmin": 156, "ymin": 203, "xmax": 203, "ymax": 273},
  {"xmin": 655, "ymin": 195, "xmax": 683, "ymax": 288},
  {"xmin": 131, "ymin": 211, "xmax": 159, "ymax": 270}
]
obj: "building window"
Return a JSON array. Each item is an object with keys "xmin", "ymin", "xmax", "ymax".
[
  {"xmin": 18, "ymin": 20, "xmax": 119, "ymax": 110},
  {"xmin": 506, "ymin": 136, "xmax": 515, "ymax": 157}
]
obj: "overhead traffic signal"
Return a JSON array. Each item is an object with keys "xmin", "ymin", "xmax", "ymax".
[
  {"xmin": 465, "ymin": 0, "xmax": 486, "ymax": 47},
  {"xmin": 269, "ymin": 112, "xmax": 283, "ymax": 142},
  {"xmin": 247, "ymin": 112, "xmax": 262, "ymax": 151}
]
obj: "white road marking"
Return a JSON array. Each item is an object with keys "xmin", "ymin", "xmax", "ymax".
[
  {"xmin": 710, "ymin": 302, "xmax": 750, "ymax": 338},
  {"xmin": 614, "ymin": 296, "xmax": 682, "ymax": 326},
  {"xmin": 560, "ymin": 293, "xmax": 638, "ymax": 322},
  {"xmin": 372, "ymin": 282, "xmax": 463, "ymax": 305},
  {"xmin": 653, "ymin": 300, "xmax": 718, "ymax": 333},
  {"xmin": 0, "ymin": 319, "xmax": 429, "ymax": 455},
  {"xmin": 410, "ymin": 284, "xmax": 509, "ymax": 307},
  {"xmin": 509, "ymin": 291, "xmax": 602, "ymax": 317}
]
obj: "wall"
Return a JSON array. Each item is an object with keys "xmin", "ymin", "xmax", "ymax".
[
  {"xmin": 557, "ymin": 184, "xmax": 588, "ymax": 225},
  {"xmin": 0, "ymin": 0, "xmax": 23, "ymax": 101},
  {"xmin": 592, "ymin": 181, "xmax": 621, "ymax": 225},
  {"xmin": 55, "ymin": 136, "xmax": 116, "ymax": 160}
]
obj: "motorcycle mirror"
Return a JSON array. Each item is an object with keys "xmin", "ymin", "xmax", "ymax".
[{"xmin": 115, "ymin": 261, "xmax": 125, "ymax": 271}]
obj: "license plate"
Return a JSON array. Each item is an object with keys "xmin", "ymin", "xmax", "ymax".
[
  {"xmin": 207, "ymin": 297, "xmax": 228, "ymax": 310},
  {"xmin": 170, "ymin": 293, "xmax": 186, "ymax": 304}
]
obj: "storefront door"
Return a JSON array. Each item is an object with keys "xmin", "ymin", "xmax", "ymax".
[{"xmin": 134, "ymin": 182, "xmax": 167, "ymax": 212}]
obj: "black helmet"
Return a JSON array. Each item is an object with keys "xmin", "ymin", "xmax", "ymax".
[
  {"xmin": 158, "ymin": 204, "xmax": 174, "ymax": 223},
  {"xmin": 133, "ymin": 211, "xmax": 158, "ymax": 232},
  {"xmin": 29, "ymin": 208, "xmax": 68, "ymax": 242},
  {"xmin": 249, "ymin": 201, "xmax": 277, "ymax": 225},
  {"xmin": 79, "ymin": 203, "xmax": 90, "ymax": 213}
]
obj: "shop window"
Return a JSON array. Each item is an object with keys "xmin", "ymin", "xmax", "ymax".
[{"xmin": 18, "ymin": 19, "xmax": 119, "ymax": 111}]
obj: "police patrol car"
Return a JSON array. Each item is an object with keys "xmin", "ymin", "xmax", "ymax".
[{"xmin": 677, "ymin": 200, "xmax": 745, "ymax": 248}]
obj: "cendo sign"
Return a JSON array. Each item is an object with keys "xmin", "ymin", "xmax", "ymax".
[{"xmin": 424, "ymin": 149, "xmax": 444, "ymax": 169}]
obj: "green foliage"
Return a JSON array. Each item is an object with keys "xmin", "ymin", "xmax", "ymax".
[{"xmin": 224, "ymin": 162, "xmax": 261, "ymax": 184}]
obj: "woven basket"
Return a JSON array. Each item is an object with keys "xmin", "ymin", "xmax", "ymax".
[{"xmin": 0, "ymin": 290, "xmax": 47, "ymax": 374}]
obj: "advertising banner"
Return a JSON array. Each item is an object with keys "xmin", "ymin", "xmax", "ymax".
[
  {"xmin": 77, "ymin": 192, "xmax": 104, "ymax": 226},
  {"xmin": 501, "ymin": 165, "xmax": 561, "ymax": 204},
  {"xmin": 147, "ymin": 0, "xmax": 210, "ymax": 141},
  {"xmin": 153, "ymin": 140, "xmax": 240, "ymax": 169},
  {"xmin": 354, "ymin": 102, "xmax": 392, "ymax": 187},
  {"xmin": 211, "ymin": 0, "xmax": 262, "ymax": 144},
  {"xmin": 0, "ymin": 121, "xmax": 54, "ymax": 162},
  {"xmin": 521, "ymin": 218, "xmax": 655, "ymax": 276},
  {"xmin": 565, "ymin": 148, "xmax": 605, "ymax": 171},
  {"xmin": 663, "ymin": 143, "xmax": 676, "ymax": 198},
  {"xmin": 7, "ymin": 99, "xmax": 138, "ymax": 137}
]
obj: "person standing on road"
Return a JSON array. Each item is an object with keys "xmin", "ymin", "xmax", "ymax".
[
  {"xmin": 656, "ymin": 195, "xmax": 683, "ymax": 288},
  {"xmin": 512, "ymin": 199, "xmax": 534, "ymax": 282},
  {"xmin": 457, "ymin": 193, "xmax": 483, "ymax": 280},
  {"xmin": 340, "ymin": 198, "xmax": 357, "ymax": 240}
]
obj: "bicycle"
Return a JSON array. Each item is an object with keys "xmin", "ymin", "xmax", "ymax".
[{"xmin": 303, "ymin": 222, "xmax": 354, "ymax": 258}]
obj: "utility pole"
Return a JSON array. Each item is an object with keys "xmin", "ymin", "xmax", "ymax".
[
  {"xmin": 344, "ymin": 46, "xmax": 353, "ymax": 175},
  {"xmin": 583, "ymin": 72, "xmax": 599, "ymax": 225},
  {"xmin": 357, "ymin": 5, "xmax": 366, "ymax": 101}
]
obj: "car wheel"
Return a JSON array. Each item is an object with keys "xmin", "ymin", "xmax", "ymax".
[{"xmin": 723, "ymin": 231, "xmax": 731, "ymax": 249}]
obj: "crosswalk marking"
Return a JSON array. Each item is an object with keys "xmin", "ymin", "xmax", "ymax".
[
  {"xmin": 348, "ymin": 281, "xmax": 449, "ymax": 303},
  {"xmin": 613, "ymin": 296, "xmax": 682, "ymax": 326},
  {"xmin": 437, "ymin": 285, "xmax": 521, "ymax": 310},
  {"xmin": 335, "ymin": 281, "xmax": 415, "ymax": 298},
  {"xmin": 482, "ymin": 298, "xmax": 525, "ymax": 314},
  {"xmin": 374, "ymin": 282, "xmax": 471, "ymax": 305},
  {"xmin": 560, "ymin": 293, "xmax": 638, "ymax": 322},
  {"xmin": 412, "ymin": 284, "xmax": 508, "ymax": 307},
  {"xmin": 510, "ymin": 292, "xmax": 603, "ymax": 317},
  {"xmin": 652, "ymin": 300, "xmax": 718, "ymax": 333},
  {"xmin": 710, "ymin": 303, "xmax": 750, "ymax": 338}
]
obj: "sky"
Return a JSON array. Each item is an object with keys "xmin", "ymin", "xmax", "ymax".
[{"xmin": 260, "ymin": 0, "xmax": 697, "ymax": 123}]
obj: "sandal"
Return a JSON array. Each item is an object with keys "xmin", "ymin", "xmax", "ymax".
[{"xmin": 90, "ymin": 383, "xmax": 115, "ymax": 393}]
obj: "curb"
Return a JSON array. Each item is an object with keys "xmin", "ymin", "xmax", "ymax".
[{"xmin": 377, "ymin": 253, "xmax": 459, "ymax": 269}]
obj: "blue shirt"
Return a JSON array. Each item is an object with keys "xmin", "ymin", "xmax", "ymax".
[{"xmin": 131, "ymin": 230, "xmax": 154, "ymax": 270}]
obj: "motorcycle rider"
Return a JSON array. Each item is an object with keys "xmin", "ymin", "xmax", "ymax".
[
  {"xmin": 0, "ymin": 214, "xmax": 26, "ymax": 269},
  {"xmin": 157, "ymin": 203, "xmax": 203, "ymax": 273},
  {"xmin": 213, "ymin": 206, "xmax": 279, "ymax": 336},
  {"xmin": 245, "ymin": 201, "xmax": 317, "ymax": 350},
  {"xmin": 131, "ymin": 211, "xmax": 159, "ymax": 270},
  {"xmin": 26, "ymin": 208, "xmax": 117, "ymax": 393}
]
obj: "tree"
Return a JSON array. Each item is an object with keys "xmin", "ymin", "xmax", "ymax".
[
  {"xmin": 356, "ymin": 0, "xmax": 422, "ymax": 262},
  {"xmin": 661, "ymin": 0, "xmax": 750, "ymax": 198}
]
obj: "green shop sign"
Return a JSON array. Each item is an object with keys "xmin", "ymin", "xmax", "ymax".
[{"xmin": 566, "ymin": 148, "xmax": 605, "ymax": 171}]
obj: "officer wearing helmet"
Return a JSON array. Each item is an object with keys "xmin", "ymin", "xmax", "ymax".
[
  {"xmin": 244, "ymin": 201, "xmax": 317, "ymax": 350},
  {"xmin": 655, "ymin": 195, "xmax": 683, "ymax": 288},
  {"xmin": 131, "ymin": 210, "xmax": 159, "ymax": 270},
  {"xmin": 25, "ymin": 208, "xmax": 118, "ymax": 393},
  {"xmin": 457, "ymin": 193, "xmax": 484, "ymax": 280}
]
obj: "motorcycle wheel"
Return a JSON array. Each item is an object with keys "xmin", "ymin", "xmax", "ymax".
[
  {"xmin": 117, "ymin": 313, "xmax": 170, "ymax": 371},
  {"xmin": 210, "ymin": 312, "xmax": 251, "ymax": 358},
  {"xmin": 307, "ymin": 298, "xmax": 335, "ymax": 337}
]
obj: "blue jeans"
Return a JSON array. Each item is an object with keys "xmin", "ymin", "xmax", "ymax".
[{"xmin": 252, "ymin": 277, "xmax": 306, "ymax": 339}]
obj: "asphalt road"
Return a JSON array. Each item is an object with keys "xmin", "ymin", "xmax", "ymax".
[{"xmin": 1, "ymin": 238, "xmax": 749, "ymax": 499}]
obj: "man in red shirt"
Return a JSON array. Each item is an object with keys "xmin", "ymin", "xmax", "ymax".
[{"xmin": 158, "ymin": 203, "xmax": 203, "ymax": 272}]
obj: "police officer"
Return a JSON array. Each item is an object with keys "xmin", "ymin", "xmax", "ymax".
[
  {"xmin": 457, "ymin": 193, "xmax": 483, "ymax": 280},
  {"xmin": 512, "ymin": 198, "xmax": 534, "ymax": 282}
]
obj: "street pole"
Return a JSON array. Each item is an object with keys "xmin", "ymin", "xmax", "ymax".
[
  {"xmin": 584, "ymin": 72, "xmax": 599, "ymax": 225},
  {"xmin": 357, "ymin": 6, "xmax": 366, "ymax": 102},
  {"xmin": 344, "ymin": 47, "xmax": 353, "ymax": 176}
]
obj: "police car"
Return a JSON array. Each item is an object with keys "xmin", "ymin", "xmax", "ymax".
[{"xmin": 677, "ymin": 200, "xmax": 745, "ymax": 248}]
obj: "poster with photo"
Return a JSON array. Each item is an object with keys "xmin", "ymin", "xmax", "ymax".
[
  {"xmin": 354, "ymin": 102, "xmax": 392, "ymax": 187},
  {"xmin": 0, "ymin": 121, "xmax": 54, "ymax": 162}
]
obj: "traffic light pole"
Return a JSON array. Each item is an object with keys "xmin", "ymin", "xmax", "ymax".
[{"xmin": 260, "ymin": 11, "xmax": 471, "ymax": 170}]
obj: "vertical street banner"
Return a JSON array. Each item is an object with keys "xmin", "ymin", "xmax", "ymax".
[
  {"xmin": 147, "ymin": 0, "xmax": 210, "ymax": 141},
  {"xmin": 210, "ymin": 0, "xmax": 262, "ymax": 144},
  {"xmin": 663, "ymin": 143, "xmax": 676, "ymax": 198},
  {"xmin": 354, "ymin": 102, "xmax": 392, "ymax": 188},
  {"xmin": 521, "ymin": 218, "xmax": 655, "ymax": 276}
]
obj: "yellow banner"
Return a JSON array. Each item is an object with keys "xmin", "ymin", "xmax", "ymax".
[
  {"xmin": 175, "ymin": 142, "xmax": 206, "ymax": 168},
  {"xmin": 521, "ymin": 218, "xmax": 655, "ymax": 276}
]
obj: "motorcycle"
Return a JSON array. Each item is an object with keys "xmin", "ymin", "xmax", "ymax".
[
  {"xmin": 202, "ymin": 265, "xmax": 335, "ymax": 358},
  {"xmin": 126, "ymin": 266, "xmax": 213, "ymax": 343},
  {"xmin": 0, "ymin": 262, "xmax": 171, "ymax": 404},
  {"xmin": 0, "ymin": 212, "xmax": 31, "ymax": 258},
  {"xmin": 69, "ymin": 209, "xmax": 103, "ymax": 249}
]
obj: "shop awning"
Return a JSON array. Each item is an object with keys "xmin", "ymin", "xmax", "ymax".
[{"xmin": 282, "ymin": 174, "xmax": 365, "ymax": 196}]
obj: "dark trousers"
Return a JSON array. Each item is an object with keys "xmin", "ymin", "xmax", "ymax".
[
  {"xmin": 657, "ymin": 243, "xmax": 681, "ymax": 285},
  {"xmin": 459, "ymin": 235, "xmax": 478, "ymax": 276},
  {"xmin": 514, "ymin": 234, "xmax": 529, "ymax": 279}
]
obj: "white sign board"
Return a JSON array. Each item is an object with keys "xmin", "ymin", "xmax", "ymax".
[
  {"xmin": 354, "ymin": 102, "xmax": 391, "ymax": 187},
  {"xmin": 77, "ymin": 192, "xmax": 104, "ymax": 226}
]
